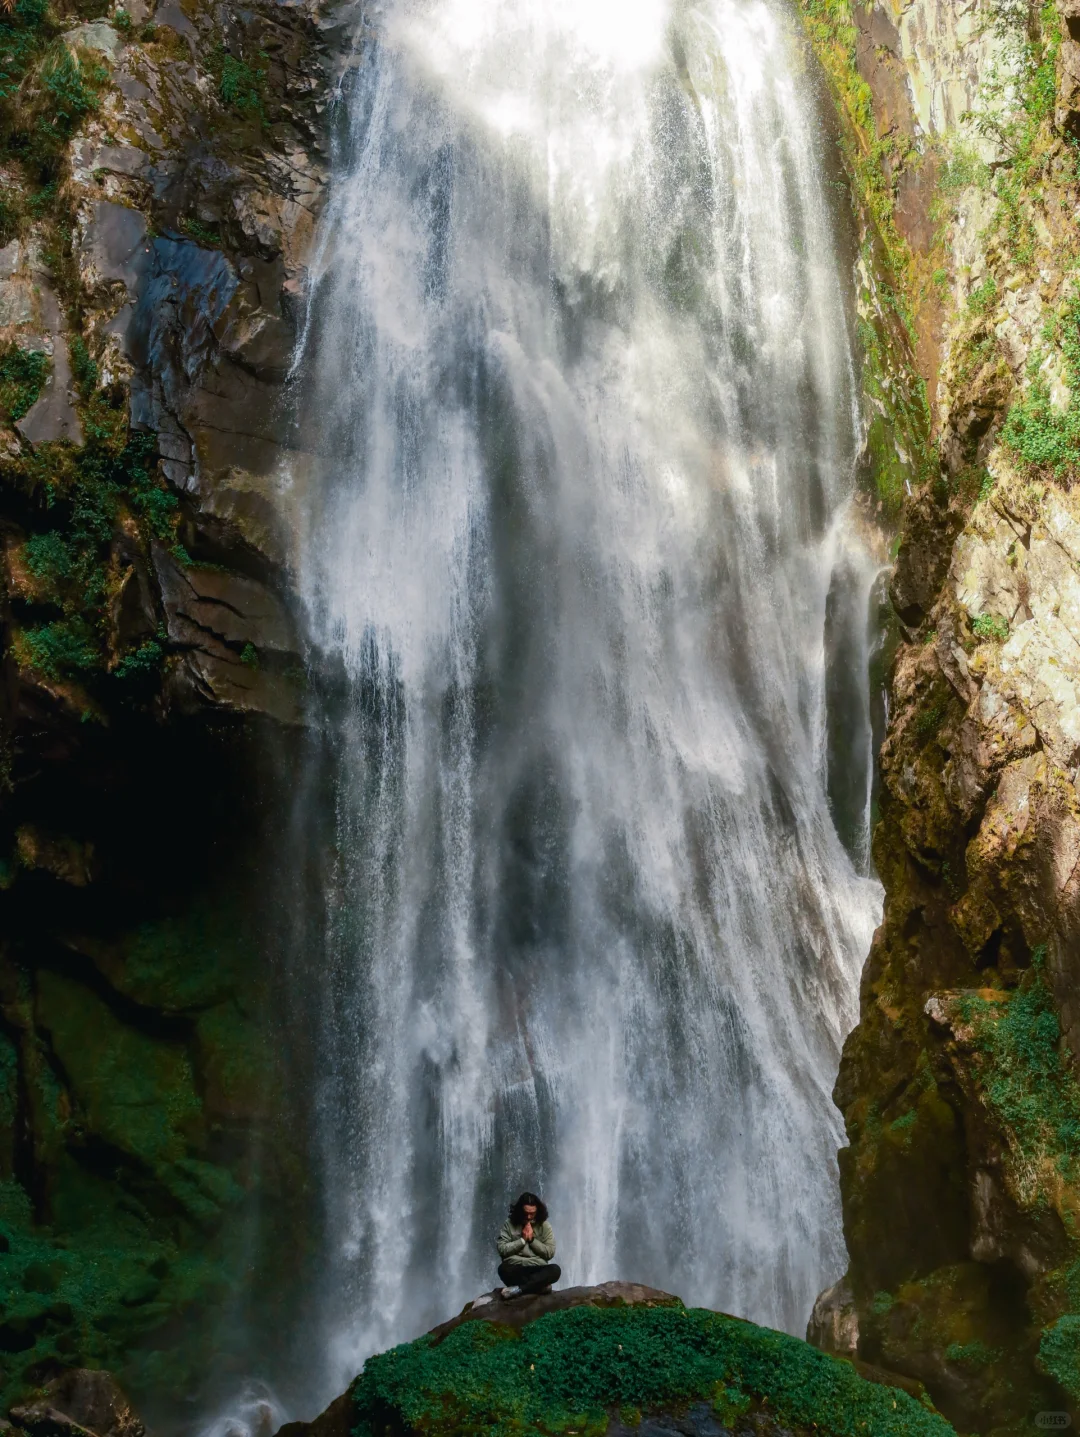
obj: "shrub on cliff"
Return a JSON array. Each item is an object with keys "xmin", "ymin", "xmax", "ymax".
[
  {"xmin": 0, "ymin": 0, "xmax": 106, "ymax": 184},
  {"xmin": 0, "ymin": 342, "xmax": 48, "ymax": 420}
]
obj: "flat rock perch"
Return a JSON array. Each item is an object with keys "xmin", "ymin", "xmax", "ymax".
[{"xmin": 432, "ymin": 1279, "xmax": 679, "ymax": 1340}]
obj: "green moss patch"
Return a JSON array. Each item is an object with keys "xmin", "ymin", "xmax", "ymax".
[
  {"xmin": 85, "ymin": 896, "xmax": 259, "ymax": 1012},
  {"xmin": 351, "ymin": 1305, "xmax": 954, "ymax": 1437},
  {"xmin": 1039, "ymin": 1314, "xmax": 1080, "ymax": 1400},
  {"xmin": 35, "ymin": 968, "xmax": 203, "ymax": 1170},
  {"xmin": 0, "ymin": 1175, "xmax": 236, "ymax": 1415},
  {"xmin": 970, "ymin": 613, "xmax": 1009, "ymax": 643},
  {"xmin": 952, "ymin": 957, "xmax": 1080, "ymax": 1189},
  {"xmin": 857, "ymin": 318, "xmax": 931, "ymax": 519}
]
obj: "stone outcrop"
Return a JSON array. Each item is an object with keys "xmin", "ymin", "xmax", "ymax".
[
  {"xmin": 275, "ymin": 1286, "xmax": 685, "ymax": 1437},
  {"xmin": 275, "ymin": 1284, "xmax": 951, "ymax": 1437},
  {"xmin": 8, "ymin": 1368, "xmax": 145, "ymax": 1437}
]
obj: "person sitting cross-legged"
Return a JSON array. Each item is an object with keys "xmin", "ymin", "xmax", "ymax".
[{"xmin": 496, "ymin": 1190, "xmax": 560, "ymax": 1298}]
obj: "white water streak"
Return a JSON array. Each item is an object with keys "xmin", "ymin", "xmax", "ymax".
[{"xmin": 294, "ymin": 0, "xmax": 882, "ymax": 1404}]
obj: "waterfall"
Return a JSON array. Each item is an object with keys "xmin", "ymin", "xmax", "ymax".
[{"xmin": 292, "ymin": 0, "xmax": 883, "ymax": 1404}]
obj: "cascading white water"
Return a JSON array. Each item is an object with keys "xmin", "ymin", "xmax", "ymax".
[{"xmin": 294, "ymin": 0, "xmax": 883, "ymax": 1404}]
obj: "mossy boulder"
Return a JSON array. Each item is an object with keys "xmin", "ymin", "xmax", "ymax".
[{"xmin": 283, "ymin": 1289, "xmax": 955, "ymax": 1437}]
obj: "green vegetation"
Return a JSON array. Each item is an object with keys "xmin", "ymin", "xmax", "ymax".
[
  {"xmin": 352, "ymin": 1305, "xmax": 953, "ymax": 1437},
  {"xmin": 0, "ymin": 0, "xmax": 109, "ymax": 248},
  {"xmin": 0, "ymin": 342, "xmax": 48, "ymax": 421},
  {"xmin": 69, "ymin": 333, "xmax": 99, "ymax": 396},
  {"xmin": 965, "ymin": 278, "xmax": 997, "ymax": 317},
  {"xmin": 179, "ymin": 214, "xmax": 222, "ymax": 247},
  {"xmin": 914, "ymin": 699, "xmax": 946, "ymax": 739},
  {"xmin": 930, "ymin": 3, "xmax": 1080, "ymax": 484},
  {"xmin": 24, "ymin": 529, "xmax": 71, "ymax": 579},
  {"xmin": 971, "ymin": 612, "xmax": 1009, "ymax": 642},
  {"xmin": 210, "ymin": 43, "xmax": 267, "ymax": 118},
  {"xmin": 19, "ymin": 615, "xmax": 100, "ymax": 677},
  {"xmin": 937, "ymin": 2, "xmax": 1080, "ymax": 480},
  {"xmin": 974, "ymin": 0, "xmax": 1060, "ymax": 161},
  {"xmin": 955, "ymin": 955, "xmax": 1080, "ymax": 1188},
  {"xmin": 11, "ymin": 398, "xmax": 177, "ymax": 684},
  {"xmin": 1, "ymin": 1, "xmax": 106, "ymax": 180},
  {"xmin": 936, "ymin": 144, "xmax": 990, "ymax": 198},
  {"xmin": 0, "ymin": 0, "xmax": 51, "ymax": 114},
  {"xmin": 1002, "ymin": 284, "xmax": 1080, "ymax": 477},
  {"xmin": 0, "ymin": 1174, "xmax": 231, "ymax": 1414},
  {"xmin": 965, "ymin": 1, "xmax": 1061, "ymax": 271},
  {"xmin": 1039, "ymin": 1314, "xmax": 1080, "ymax": 1400},
  {"xmin": 0, "ymin": 189, "xmax": 18, "ymax": 243},
  {"xmin": 944, "ymin": 1340, "xmax": 997, "ymax": 1369},
  {"xmin": 113, "ymin": 634, "xmax": 163, "ymax": 678},
  {"xmin": 38, "ymin": 44, "xmax": 104, "ymax": 139},
  {"xmin": 857, "ymin": 311, "xmax": 932, "ymax": 516},
  {"xmin": 0, "ymin": 889, "xmax": 279, "ymax": 1415},
  {"xmin": 0, "ymin": 0, "xmax": 105, "ymax": 262}
]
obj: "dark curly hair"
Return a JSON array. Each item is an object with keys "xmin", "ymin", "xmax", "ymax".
[{"xmin": 509, "ymin": 1191, "xmax": 548, "ymax": 1225}]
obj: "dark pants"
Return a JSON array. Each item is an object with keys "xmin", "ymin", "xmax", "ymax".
[{"xmin": 498, "ymin": 1261, "xmax": 561, "ymax": 1292}]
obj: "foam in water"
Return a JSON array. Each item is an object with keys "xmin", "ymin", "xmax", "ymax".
[{"xmin": 287, "ymin": 0, "xmax": 883, "ymax": 1410}]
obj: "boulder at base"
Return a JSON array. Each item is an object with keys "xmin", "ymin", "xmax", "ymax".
[
  {"xmin": 8, "ymin": 1368, "xmax": 145, "ymax": 1437},
  {"xmin": 275, "ymin": 1282, "xmax": 955, "ymax": 1437}
]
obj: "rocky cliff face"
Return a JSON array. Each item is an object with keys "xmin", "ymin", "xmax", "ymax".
[
  {"xmin": 801, "ymin": 0, "xmax": 1080, "ymax": 1430},
  {"xmin": 0, "ymin": 0, "xmax": 348, "ymax": 1418}
]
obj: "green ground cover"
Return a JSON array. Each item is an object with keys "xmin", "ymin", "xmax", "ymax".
[{"xmin": 351, "ymin": 1304, "xmax": 954, "ymax": 1437}]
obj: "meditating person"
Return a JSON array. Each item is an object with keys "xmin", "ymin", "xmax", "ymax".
[{"xmin": 496, "ymin": 1190, "xmax": 561, "ymax": 1298}]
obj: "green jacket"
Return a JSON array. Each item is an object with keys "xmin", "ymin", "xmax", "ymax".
[{"xmin": 497, "ymin": 1217, "xmax": 556, "ymax": 1267}]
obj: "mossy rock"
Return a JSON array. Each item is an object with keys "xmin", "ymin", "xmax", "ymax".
[
  {"xmin": 344, "ymin": 1303, "xmax": 956, "ymax": 1437},
  {"xmin": 35, "ymin": 967, "xmax": 203, "ymax": 1170}
]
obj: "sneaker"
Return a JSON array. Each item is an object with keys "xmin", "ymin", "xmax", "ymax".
[{"xmin": 500, "ymin": 1286, "xmax": 521, "ymax": 1299}]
